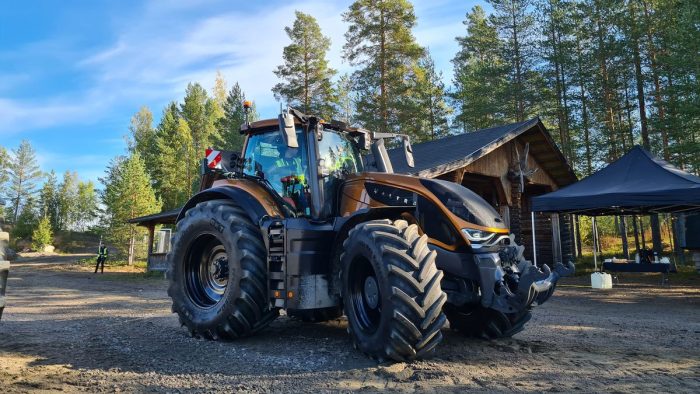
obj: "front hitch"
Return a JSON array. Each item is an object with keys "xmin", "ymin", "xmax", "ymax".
[{"xmin": 476, "ymin": 253, "xmax": 574, "ymax": 314}]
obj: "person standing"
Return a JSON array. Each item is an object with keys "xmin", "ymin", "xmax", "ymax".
[{"xmin": 95, "ymin": 244, "xmax": 108, "ymax": 273}]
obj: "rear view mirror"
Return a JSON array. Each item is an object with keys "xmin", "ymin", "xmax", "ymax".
[
  {"xmin": 403, "ymin": 137, "xmax": 414, "ymax": 168},
  {"xmin": 278, "ymin": 112, "xmax": 298, "ymax": 148},
  {"xmin": 359, "ymin": 129, "xmax": 371, "ymax": 150}
]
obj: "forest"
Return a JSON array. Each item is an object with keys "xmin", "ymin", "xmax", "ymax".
[{"xmin": 0, "ymin": 0, "xmax": 697, "ymax": 258}]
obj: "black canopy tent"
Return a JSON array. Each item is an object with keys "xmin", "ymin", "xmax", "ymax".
[
  {"xmin": 531, "ymin": 146, "xmax": 700, "ymax": 215},
  {"xmin": 530, "ymin": 146, "xmax": 700, "ymax": 271}
]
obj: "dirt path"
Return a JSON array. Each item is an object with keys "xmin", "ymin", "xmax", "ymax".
[{"xmin": 1, "ymin": 254, "xmax": 699, "ymax": 393}]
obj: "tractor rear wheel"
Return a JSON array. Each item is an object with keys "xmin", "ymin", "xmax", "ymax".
[
  {"xmin": 445, "ymin": 304, "xmax": 531, "ymax": 339},
  {"xmin": 167, "ymin": 200, "xmax": 277, "ymax": 339},
  {"xmin": 341, "ymin": 219, "xmax": 447, "ymax": 361}
]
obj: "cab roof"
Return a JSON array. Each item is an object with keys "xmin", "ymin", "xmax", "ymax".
[{"xmin": 240, "ymin": 117, "xmax": 365, "ymax": 136}]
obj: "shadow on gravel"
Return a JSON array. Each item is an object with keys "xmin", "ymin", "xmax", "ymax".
[{"xmin": 2, "ymin": 260, "xmax": 699, "ymax": 393}]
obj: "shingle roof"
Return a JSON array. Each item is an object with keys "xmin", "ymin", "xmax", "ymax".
[{"xmin": 387, "ymin": 118, "xmax": 577, "ymax": 185}]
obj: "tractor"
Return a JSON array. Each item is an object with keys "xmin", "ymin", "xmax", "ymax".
[{"xmin": 166, "ymin": 104, "xmax": 573, "ymax": 361}]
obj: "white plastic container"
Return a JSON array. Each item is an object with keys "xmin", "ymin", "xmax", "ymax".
[{"xmin": 591, "ymin": 272, "xmax": 613, "ymax": 289}]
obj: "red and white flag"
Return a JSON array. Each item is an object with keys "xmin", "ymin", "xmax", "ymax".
[{"xmin": 205, "ymin": 148, "xmax": 222, "ymax": 169}]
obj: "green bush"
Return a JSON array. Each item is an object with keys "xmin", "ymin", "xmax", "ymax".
[{"xmin": 31, "ymin": 217, "xmax": 54, "ymax": 251}]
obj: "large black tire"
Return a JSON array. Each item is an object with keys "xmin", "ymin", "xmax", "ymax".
[
  {"xmin": 341, "ymin": 219, "xmax": 447, "ymax": 362},
  {"xmin": 444, "ymin": 304, "xmax": 532, "ymax": 340},
  {"xmin": 167, "ymin": 200, "xmax": 278, "ymax": 339}
]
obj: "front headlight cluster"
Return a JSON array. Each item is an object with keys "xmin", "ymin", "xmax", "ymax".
[
  {"xmin": 461, "ymin": 228, "xmax": 495, "ymax": 243},
  {"xmin": 461, "ymin": 228, "xmax": 511, "ymax": 250}
]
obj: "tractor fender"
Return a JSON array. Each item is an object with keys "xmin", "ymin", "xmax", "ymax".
[{"xmin": 177, "ymin": 186, "xmax": 271, "ymax": 225}]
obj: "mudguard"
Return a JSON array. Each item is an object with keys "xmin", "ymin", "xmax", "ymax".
[{"xmin": 177, "ymin": 186, "xmax": 271, "ymax": 225}]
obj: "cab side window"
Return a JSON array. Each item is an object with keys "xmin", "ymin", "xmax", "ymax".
[{"xmin": 318, "ymin": 130, "xmax": 363, "ymax": 216}]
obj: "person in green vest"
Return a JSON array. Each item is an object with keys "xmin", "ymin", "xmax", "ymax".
[{"xmin": 95, "ymin": 245, "xmax": 108, "ymax": 273}]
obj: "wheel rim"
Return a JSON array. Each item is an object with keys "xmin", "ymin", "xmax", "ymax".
[
  {"xmin": 185, "ymin": 234, "xmax": 229, "ymax": 308},
  {"xmin": 348, "ymin": 257, "xmax": 382, "ymax": 333}
]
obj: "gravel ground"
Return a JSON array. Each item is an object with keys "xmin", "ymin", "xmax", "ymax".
[{"xmin": 1, "ymin": 254, "xmax": 699, "ymax": 393}]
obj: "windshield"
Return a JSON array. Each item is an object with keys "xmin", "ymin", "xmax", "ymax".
[
  {"xmin": 318, "ymin": 129, "xmax": 364, "ymax": 176},
  {"xmin": 243, "ymin": 128, "xmax": 311, "ymax": 216}
]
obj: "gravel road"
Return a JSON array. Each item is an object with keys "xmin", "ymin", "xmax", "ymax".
[{"xmin": 1, "ymin": 254, "xmax": 699, "ymax": 393}]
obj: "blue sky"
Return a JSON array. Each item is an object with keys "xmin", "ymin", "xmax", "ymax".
[{"xmin": 1, "ymin": 0, "xmax": 485, "ymax": 185}]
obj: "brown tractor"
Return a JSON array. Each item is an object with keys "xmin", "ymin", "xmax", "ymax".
[{"xmin": 167, "ymin": 105, "xmax": 573, "ymax": 361}]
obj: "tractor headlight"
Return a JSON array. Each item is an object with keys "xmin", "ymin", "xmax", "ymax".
[{"xmin": 461, "ymin": 228, "xmax": 495, "ymax": 242}]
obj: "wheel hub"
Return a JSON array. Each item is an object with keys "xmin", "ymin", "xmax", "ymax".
[
  {"xmin": 363, "ymin": 276, "xmax": 379, "ymax": 309},
  {"xmin": 211, "ymin": 255, "xmax": 229, "ymax": 281},
  {"xmin": 185, "ymin": 235, "xmax": 229, "ymax": 308}
]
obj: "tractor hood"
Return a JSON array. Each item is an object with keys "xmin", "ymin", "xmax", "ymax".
[{"xmin": 419, "ymin": 179, "xmax": 506, "ymax": 230}]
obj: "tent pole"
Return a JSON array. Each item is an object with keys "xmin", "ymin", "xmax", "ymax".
[
  {"xmin": 592, "ymin": 216, "xmax": 598, "ymax": 271},
  {"xmin": 531, "ymin": 211, "xmax": 537, "ymax": 267}
]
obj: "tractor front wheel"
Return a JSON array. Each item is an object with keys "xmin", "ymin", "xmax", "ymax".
[
  {"xmin": 167, "ymin": 200, "xmax": 277, "ymax": 339},
  {"xmin": 341, "ymin": 219, "xmax": 447, "ymax": 361}
]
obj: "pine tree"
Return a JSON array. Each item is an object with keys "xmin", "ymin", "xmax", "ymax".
[
  {"xmin": 181, "ymin": 83, "xmax": 219, "ymax": 156},
  {"xmin": 11, "ymin": 197, "xmax": 37, "ymax": 241},
  {"xmin": 452, "ymin": 5, "xmax": 508, "ymax": 131},
  {"xmin": 212, "ymin": 71, "xmax": 228, "ymax": 111},
  {"xmin": 156, "ymin": 118, "xmax": 197, "ymax": 210},
  {"xmin": 335, "ymin": 74, "xmax": 356, "ymax": 124},
  {"xmin": 74, "ymin": 181, "xmax": 98, "ymax": 232},
  {"xmin": 57, "ymin": 171, "xmax": 79, "ymax": 231},
  {"xmin": 101, "ymin": 152, "xmax": 161, "ymax": 263},
  {"xmin": 343, "ymin": 0, "xmax": 424, "ymax": 134},
  {"xmin": 273, "ymin": 11, "xmax": 337, "ymax": 118},
  {"xmin": 31, "ymin": 216, "xmax": 53, "ymax": 251},
  {"xmin": 538, "ymin": 0, "xmax": 577, "ymax": 162},
  {"xmin": 128, "ymin": 106, "xmax": 157, "ymax": 174},
  {"xmin": 0, "ymin": 146, "xmax": 8, "ymax": 191},
  {"xmin": 39, "ymin": 170, "xmax": 59, "ymax": 230},
  {"xmin": 8, "ymin": 140, "xmax": 43, "ymax": 223},
  {"xmin": 489, "ymin": 0, "xmax": 541, "ymax": 122},
  {"xmin": 216, "ymin": 83, "xmax": 258, "ymax": 152},
  {"xmin": 404, "ymin": 55, "xmax": 452, "ymax": 142}
]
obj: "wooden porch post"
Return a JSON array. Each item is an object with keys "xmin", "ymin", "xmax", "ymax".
[{"xmin": 147, "ymin": 224, "xmax": 155, "ymax": 270}]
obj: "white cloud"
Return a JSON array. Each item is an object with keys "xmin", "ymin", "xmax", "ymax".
[
  {"xmin": 1, "ymin": 0, "xmax": 471, "ymax": 136},
  {"xmin": 0, "ymin": 97, "xmax": 101, "ymax": 136},
  {"xmin": 77, "ymin": 1, "xmax": 348, "ymax": 116}
]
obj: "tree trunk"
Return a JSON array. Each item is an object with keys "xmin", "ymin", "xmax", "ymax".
[
  {"xmin": 620, "ymin": 216, "xmax": 629, "ymax": 259},
  {"xmin": 379, "ymin": 7, "xmax": 388, "ymax": 133},
  {"xmin": 510, "ymin": 1, "xmax": 524, "ymax": 121},
  {"xmin": 630, "ymin": 4, "xmax": 650, "ymax": 150},
  {"xmin": 631, "ymin": 215, "xmax": 640, "ymax": 255},
  {"xmin": 573, "ymin": 215, "xmax": 582, "ymax": 258},
  {"xmin": 641, "ymin": 0, "xmax": 669, "ymax": 160},
  {"xmin": 594, "ymin": 5, "xmax": 618, "ymax": 161},
  {"xmin": 128, "ymin": 233, "xmax": 135, "ymax": 266},
  {"xmin": 576, "ymin": 37, "xmax": 593, "ymax": 175}
]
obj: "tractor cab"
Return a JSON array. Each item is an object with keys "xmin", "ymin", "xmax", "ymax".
[{"xmin": 240, "ymin": 119, "xmax": 365, "ymax": 218}]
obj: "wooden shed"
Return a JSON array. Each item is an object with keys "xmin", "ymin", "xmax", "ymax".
[
  {"xmin": 127, "ymin": 208, "xmax": 179, "ymax": 271},
  {"xmin": 388, "ymin": 117, "xmax": 578, "ymax": 265}
]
